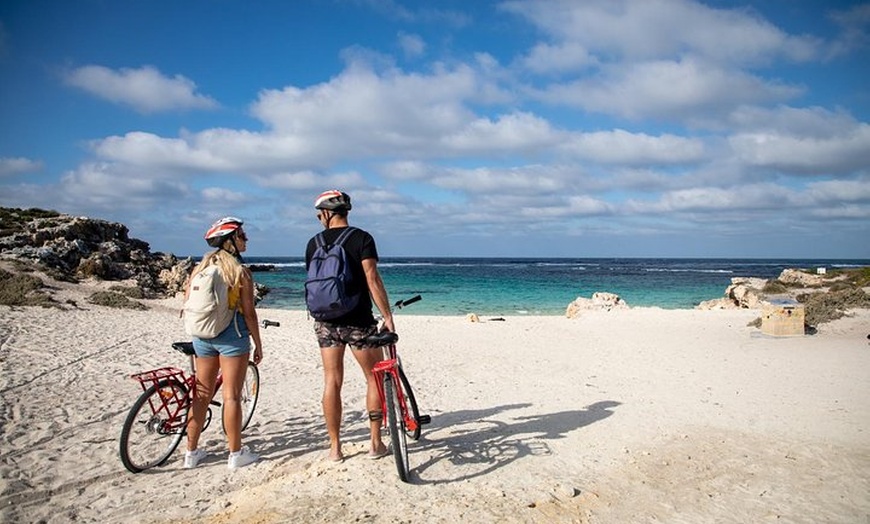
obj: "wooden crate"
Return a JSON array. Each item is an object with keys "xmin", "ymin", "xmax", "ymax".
[{"xmin": 761, "ymin": 297, "xmax": 805, "ymax": 336}]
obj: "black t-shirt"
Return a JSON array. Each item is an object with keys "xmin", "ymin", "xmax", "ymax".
[{"xmin": 305, "ymin": 226, "xmax": 378, "ymax": 327}]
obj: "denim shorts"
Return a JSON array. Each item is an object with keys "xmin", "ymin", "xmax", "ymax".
[{"xmin": 192, "ymin": 312, "xmax": 251, "ymax": 358}]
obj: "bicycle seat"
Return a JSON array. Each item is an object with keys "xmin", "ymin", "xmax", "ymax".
[
  {"xmin": 364, "ymin": 331, "xmax": 399, "ymax": 347},
  {"xmin": 172, "ymin": 342, "xmax": 195, "ymax": 355}
]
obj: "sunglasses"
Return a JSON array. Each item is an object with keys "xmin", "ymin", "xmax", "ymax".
[{"xmin": 237, "ymin": 231, "xmax": 248, "ymax": 242}]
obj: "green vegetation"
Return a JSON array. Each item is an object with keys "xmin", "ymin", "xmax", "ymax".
[
  {"xmin": 0, "ymin": 268, "xmax": 57, "ymax": 307},
  {"xmin": 108, "ymin": 285, "xmax": 146, "ymax": 299},
  {"xmin": 799, "ymin": 288, "xmax": 870, "ymax": 326},
  {"xmin": 0, "ymin": 207, "xmax": 61, "ymax": 236},
  {"xmin": 87, "ymin": 291, "xmax": 147, "ymax": 310},
  {"xmin": 761, "ymin": 280, "xmax": 789, "ymax": 294},
  {"xmin": 822, "ymin": 266, "xmax": 870, "ymax": 287}
]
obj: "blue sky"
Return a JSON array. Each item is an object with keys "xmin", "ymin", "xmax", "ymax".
[{"xmin": 1, "ymin": 0, "xmax": 869, "ymax": 258}]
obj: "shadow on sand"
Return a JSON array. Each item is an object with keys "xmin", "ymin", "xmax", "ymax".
[{"xmin": 411, "ymin": 400, "xmax": 621, "ymax": 485}]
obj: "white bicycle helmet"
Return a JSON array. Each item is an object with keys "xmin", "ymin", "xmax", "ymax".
[
  {"xmin": 204, "ymin": 216, "xmax": 243, "ymax": 247},
  {"xmin": 314, "ymin": 190, "xmax": 352, "ymax": 211}
]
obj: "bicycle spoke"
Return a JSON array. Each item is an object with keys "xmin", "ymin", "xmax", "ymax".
[{"xmin": 119, "ymin": 379, "xmax": 188, "ymax": 473}]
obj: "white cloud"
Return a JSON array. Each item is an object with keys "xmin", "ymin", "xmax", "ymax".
[
  {"xmin": 501, "ymin": 0, "xmax": 820, "ymax": 65},
  {"xmin": 559, "ymin": 129, "xmax": 705, "ymax": 165},
  {"xmin": 201, "ymin": 187, "xmax": 249, "ymax": 203},
  {"xmin": 251, "ymin": 62, "xmax": 478, "ymax": 139},
  {"xmin": 729, "ymin": 124, "xmax": 870, "ymax": 175},
  {"xmin": 398, "ymin": 32, "xmax": 426, "ymax": 59},
  {"xmin": 518, "ymin": 42, "xmax": 598, "ymax": 74},
  {"xmin": 827, "ymin": 3, "xmax": 870, "ymax": 58},
  {"xmin": 63, "ymin": 65, "xmax": 218, "ymax": 113},
  {"xmin": 0, "ymin": 157, "xmax": 43, "ymax": 176},
  {"xmin": 537, "ymin": 57, "xmax": 800, "ymax": 121},
  {"xmin": 59, "ymin": 162, "xmax": 189, "ymax": 210}
]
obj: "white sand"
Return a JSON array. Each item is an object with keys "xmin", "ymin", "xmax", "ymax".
[{"xmin": 1, "ymin": 281, "xmax": 869, "ymax": 523}]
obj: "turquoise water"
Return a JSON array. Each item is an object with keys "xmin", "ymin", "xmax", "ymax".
[{"xmin": 249, "ymin": 257, "xmax": 869, "ymax": 316}]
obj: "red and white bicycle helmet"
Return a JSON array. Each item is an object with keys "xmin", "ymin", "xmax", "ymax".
[
  {"xmin": 314, "ymin": 190, "xmax": 352, "ymax": 211},
  {"xmin": 204, "ymin": 216, "xmax": 243, "ymax": 247}
]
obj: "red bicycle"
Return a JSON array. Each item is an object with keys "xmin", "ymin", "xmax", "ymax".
[
  {"xmin": 365, "ymin": 295, "xmax": 430, "ymax": 482},
  {"xmin": 118, "ymin": 319, "xmax": 278, "ymax": 473}
]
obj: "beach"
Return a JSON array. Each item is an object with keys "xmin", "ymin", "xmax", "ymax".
[{"xmin": 1, "ymin": 279, "xmax": 869, "ymax": 523}]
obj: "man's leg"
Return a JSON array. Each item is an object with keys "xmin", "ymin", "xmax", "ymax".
[
  {"xmin": 320, "ymin": 345, "xmax": 346, "ymax": 461},
  {"xmin": 351, "ymin": 346, "xmax": 387, "ymax": 456}
]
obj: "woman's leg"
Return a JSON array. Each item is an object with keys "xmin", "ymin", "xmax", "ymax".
[
  {"xmin": 351, "ymin": 347, "xmax": 387, "ymax": 455},
  {"xmin": 218, "ymin": 353, "xmax": 250, "ymax": 452},
  {"xmin": 320, "ymin": 345, "xmax": 346, "ymax": 461},
  {"xmin": 186, "ymin": 356, "xmax": 220, "ymax": 451}
]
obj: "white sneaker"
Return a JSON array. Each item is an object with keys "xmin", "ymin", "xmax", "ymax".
[
  {"xmin": 227, "ymin": 446, "xmax": 258, "ymax": 469},
  {"xmin": 183, "ymin": 448, "xmax": 207, "ymax": 469}
]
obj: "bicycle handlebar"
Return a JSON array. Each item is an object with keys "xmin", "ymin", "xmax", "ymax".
[
  {"xmin": 394, "ymin": 295, "xmax": 422, "ymax": 310},
  {"xmin": 261, "ymin": 319, "xmax": 280, "ymax": 328}
]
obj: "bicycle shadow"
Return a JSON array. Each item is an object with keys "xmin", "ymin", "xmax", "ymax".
[{"xmin": 411, "ymin": 400, "xmax": 621, "ymax": 485}]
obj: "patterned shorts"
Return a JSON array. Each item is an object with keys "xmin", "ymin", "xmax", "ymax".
[{"xmin": 314, "ymin": 321, "xmax": 379, "ymax": 349}]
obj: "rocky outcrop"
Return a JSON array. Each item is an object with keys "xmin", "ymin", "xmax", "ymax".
[
  {"xmin": 566, "ymin": 292, "xmax": 628, "ymax": 318},
  {"xmin": 777, "ymin": 268, "xmax": 824, "ymax": 287},
  {"xmin": 0, "ymin": 207, "xmax": 189, "ymax": 296},
  {"xmin": 698, "ymin": 277, "xmax": 767, "ymax": 310}
]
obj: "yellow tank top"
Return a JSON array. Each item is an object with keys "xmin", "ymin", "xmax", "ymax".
[{"xmin": 227, "ymin": 285, "xmax": 241, "ymax": 311}]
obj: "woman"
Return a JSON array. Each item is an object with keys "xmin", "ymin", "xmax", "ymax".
[{"xmin": 183, "ymin": 216, "xmax": 263, "ymax": 469}]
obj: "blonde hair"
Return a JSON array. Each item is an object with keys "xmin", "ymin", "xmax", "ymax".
[{"xmin": 194, "ymin": 242, "xmax": 244, "ymax": 288}]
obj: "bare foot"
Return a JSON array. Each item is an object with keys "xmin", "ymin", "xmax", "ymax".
[
  {"xmin": 328, "ymin": 445, "xmax": 344, "ymax": 463},
  {"xmin": 368, "ymin": 443, "xmax": 389, "ymax": 460}
]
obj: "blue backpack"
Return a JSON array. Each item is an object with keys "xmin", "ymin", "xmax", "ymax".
[{"xmin": 305, "ymin": 227, "xmax": 361, "ymax": 320}]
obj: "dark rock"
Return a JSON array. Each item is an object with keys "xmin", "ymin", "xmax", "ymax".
[
  {"xmin": 247, "ymin": 264, "xmax": 276, "ymax": 272},
  {"xmin": 0, "ymin": 207, "xmax": 187, "ymax": 297}
]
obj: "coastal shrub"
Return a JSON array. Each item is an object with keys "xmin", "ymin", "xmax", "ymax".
[
  {"xmin": 87, "ymin": 291, "xmax": 147, "ymax": 310},
  {"xmin": 821, "ymin": 267, "xmax": 870, "ymax": 288},
  {"xmin": 0, "ymin": 207, "xmax": 61, "ymax": 236},
  {"xmin": 798, "ymin": 288, "xmax": 870, "ymax": 326},
  {"xmin": 762, "ymin": 280, "xmax": 788, "ymax": 294},
  {"xmin": 0, "ymin": 268, "xmax": 56, "ymax": 307},
  {"xmin": 109, "ymin": 285, "xmax": 146, "ymax": 299},
  {"xmin": 827, "ymin": 281, "xmax": 855, "ymax": 292}
]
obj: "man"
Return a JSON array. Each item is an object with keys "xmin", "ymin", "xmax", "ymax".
[{"xmin": 305, "ymin": 189, "xmax": 395, "ymax": 462}]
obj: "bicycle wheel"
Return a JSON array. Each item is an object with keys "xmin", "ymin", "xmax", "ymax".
[
  {"xmin": 221, "ymin": 361, "xmax": 260, "ymax": 434},
  {"xmin": 119, "ymin": 379, "xmax": 189, "ymax": 473},
  {"xmin": 384, "ymin": 374, "xmax": 410, "ymax": 482},
  {"xmin": 398, "ymin": 366, "xmax": 422, "ymax": 440}
]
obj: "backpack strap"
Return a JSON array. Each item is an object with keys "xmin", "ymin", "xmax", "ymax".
[
  {"xmin": 315, "ymin": 232, "xmax": 327, "ymax": 249},
  {"xmin": 315, "ymin": 227, "xmax": 357, "ymax": 250},
  {"xmin": 334, "ymin": 226, "xmax": 357, "ymax": 247}
]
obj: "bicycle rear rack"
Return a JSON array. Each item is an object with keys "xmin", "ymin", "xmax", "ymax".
[{"xmin": 130, "ymin": 367, "xmax": 185, "ymax": 393}]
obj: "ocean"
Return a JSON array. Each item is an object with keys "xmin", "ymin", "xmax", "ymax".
[{"xmin": 248, "ymin": 258, "xmax": 870, "ymax": 316}]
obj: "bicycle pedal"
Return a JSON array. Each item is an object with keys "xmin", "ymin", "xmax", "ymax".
[{"xmin": 418, "ymin": 414, "xmax": 431, "ymax": 425}]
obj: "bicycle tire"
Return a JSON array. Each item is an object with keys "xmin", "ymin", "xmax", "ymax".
[
  {"xmin": 221, "ymin": 361, "xmax": 260, "ymax": 434},
  {"xmin": 398, "ymin": 366, "xmax": 422, "ymax": 440},
  {"xmin": 384, "ymin": 374, "xmax": 410, "ymax": 482},
  {"xmin": 119, "ymin": 378, "xmax": 189, "ymax": 473}
]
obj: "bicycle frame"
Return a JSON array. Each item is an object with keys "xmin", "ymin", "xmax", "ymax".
[
  {"xmin": 372, "ymin": 345, "xmax": 420, "ymax": 436},
  {"xmin": 365, "ymin": 295, "xmax": 430, "ymax": 482}
]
